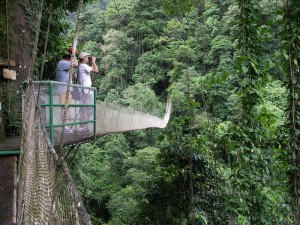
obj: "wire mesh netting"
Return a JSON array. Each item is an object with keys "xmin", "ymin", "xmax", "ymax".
[
  {"xmin": 32, "ymin": 81, "xmax": 96, "ymax": 147},
  {"xmin": 95, "ymin": 99, "xmax": 171, "ymax": 137},
  {"xmin": 18, "ymin": 82, "xmax": 87, "ymax": 224}
]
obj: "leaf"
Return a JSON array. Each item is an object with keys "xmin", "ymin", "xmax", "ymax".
[
  {"xmin": 241, "ymin": 77, "xmax": 250, "ymax": 86},
  {"xmin": 266, "ymin": 73, "xmax": 273, "ymax": 81},
  {"xmin": 192, "ymin": 101, "xmax": 201, "ymax": 107},
  {"xmin": 243, "ymin": 155, "xmax": 249, "ymax": 162},
  {"xmin": 256, "ymin": 148, "xmax": 261, "ymax": 155},
  {"xmin": 283, "ymin": 53, "xmax": 289, "ymax": 60},
  {"xmin": 293, "ymin": 58, "xmax": 298, "ymax": 66},
  {"xmin": 250, "ymin": 61, "xmax": 257, "ymax": 71},
  {"xmin": 269, "ymin": 60, "xmax": 274, "ymax": 69},
  {"xmin": 242, "ymin": 66, "xmax": 249, "ymax": 73}
]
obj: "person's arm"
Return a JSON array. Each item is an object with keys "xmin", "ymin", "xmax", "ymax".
[{"xmin": 90, "ymin": 56, "xmax": 99, "ymax": 73}]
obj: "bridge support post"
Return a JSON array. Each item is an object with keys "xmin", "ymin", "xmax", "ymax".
[{"xmin": 49, "ymin": 81, "xmax": 54, "ymax": 145}]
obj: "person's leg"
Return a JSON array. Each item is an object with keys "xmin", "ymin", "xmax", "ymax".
[
  {"xmin": 79, "ymin": 109, "xmax": 89, "ymax": 131},
  {"xmin": 78, "ymin": 93, "xmax": 92, "ymax": 131}
]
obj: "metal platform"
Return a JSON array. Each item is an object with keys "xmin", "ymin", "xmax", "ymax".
[
  {"xmin": 53, "ymin": 130, "xmax": 95, "ymax": 148},
  {"xmin": 30, "ymin": 81, "xmax": 96, "ymax": 147}
]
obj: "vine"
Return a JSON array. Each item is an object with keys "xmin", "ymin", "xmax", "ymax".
[
  {"xmin": 282, "ymin": 0, "xmax": 300, "ymax": 222},
  {"xmin": 228, "ymin": 0, "xmax": 278, "ymax": 223}
]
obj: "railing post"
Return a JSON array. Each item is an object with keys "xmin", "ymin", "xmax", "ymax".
[
  {"xmin": 49, "ymin": 81, "xmax": 54, "ymax": 145},
  {"xmin": 93, "ymin": 89, "xmax": 96, "ymax": 137}
]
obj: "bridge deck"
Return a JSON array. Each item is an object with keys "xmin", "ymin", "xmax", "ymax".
[{"xmin": 53, "ymin": 131, "xmax": 95, "ymax": 148}]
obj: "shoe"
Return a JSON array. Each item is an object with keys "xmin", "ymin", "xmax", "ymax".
[{"xmin": 64, "ymin": 126, "xmax": 74, "ymax": 133}]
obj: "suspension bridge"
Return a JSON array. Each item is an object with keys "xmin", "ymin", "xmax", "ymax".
[{"xmin": 0, "ymin": 81, "xmax": 171, "ymax": 225}]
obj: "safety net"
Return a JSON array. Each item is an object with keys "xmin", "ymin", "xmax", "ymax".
[
  {"xmin": 18, "ymin": 82, "xmax": 91, "ymax": 224},
  {"xmin": 95, "ymin": 100, "xmax": 171, "ymax": 137}
]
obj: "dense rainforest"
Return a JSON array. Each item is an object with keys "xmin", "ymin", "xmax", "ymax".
[{"xmin": 0, "ymin": 0, "xmax": 300, "ymax": 224}]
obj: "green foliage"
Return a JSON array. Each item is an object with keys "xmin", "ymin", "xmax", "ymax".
[
  {"xmin": 0, "ymin": 83, "xmax": 22, "ymax": 135},
  {"xmin": 121, "ymin": 83, "xmax": 164, "ymax": 116},
  {"xmin": 106, "ymin": 186, "xmax": 140, "ymax": 225},
  {"xmin": 65, "ymin": 0, "xmax": 297, "ymax": 224},
  {"xmin": 99, "ymin": 29, "xmax": 135, "ymax": 92},
  {"xmin": 132, "ymin": 51, "xmax": 166, "ymax": 86},
  {"xmin": 259, "ymin": 80, "xmax": 287, "ymax": 129},
  {"xmin": 0, "ymin": 0, "xmax": 10, "ymax": 60},
  {"xmin": 78, "ymin": 4, "xmax": 105, "ymax": 44},
  {"xmin": 106, "ymin": 147, "xmax": 161, "ymax": 225},
  {"xmin": 127, "ymin": 0, "xmax": 168, "ymax": 52},
  {"xmin": 104, "ymin": 0, "xmax": 137, "ymax": 30},
  {"xmin": 280, "ymin": 0, "xmax": 300, "ymax": 221},
  {"xmin": 168, "ymin": 66, "xmax": 201, "ymax": 112},
  {"xmin": 73, "ymin": 134, "xmax": 130, "ymax": 224},
  {"xmin": 161, "ymin": 0, "xmax": 199, "ymax": 18}
]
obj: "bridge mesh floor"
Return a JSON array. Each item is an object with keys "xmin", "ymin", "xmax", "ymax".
[{"xmin": 0, "ymin": 156, "xmax": 16, "ymax": 225}]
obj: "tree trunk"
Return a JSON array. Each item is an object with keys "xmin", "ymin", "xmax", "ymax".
[
  {"xmin": 0, "ymin": 0, "xmax": 33, "ymax": 140},
  {"xmin": 11, "ymin": 0, "xmax": 33, "ymax": 84}
]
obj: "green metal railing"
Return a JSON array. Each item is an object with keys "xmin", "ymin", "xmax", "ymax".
[
  {"xmin": 32, "ymin": 81, "xmax": 97, "ymax": 145},
  {"xmin": 0, "ymin": 150, "xmax": 21, "ymax": 156}
]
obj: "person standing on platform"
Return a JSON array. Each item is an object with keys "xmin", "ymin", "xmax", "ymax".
[
  {"xmin": 78, "ymin": 52, "xmax": 99, "ymax": 132},
  {"xmin": 55, "ymin": 53, "xmax": 78, "ymax": 133}
]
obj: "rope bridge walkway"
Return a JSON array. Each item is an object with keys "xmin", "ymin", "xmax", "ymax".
[
  {"xmin": 31, "ymin": 81, "xmax": 170, "ymax": 147},
  {"xmin": 17, "ymin": 81, "xmax": 171, "ymax": 224}
]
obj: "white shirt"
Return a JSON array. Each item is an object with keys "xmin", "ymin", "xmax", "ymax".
[{"xmin": 79, "ymin": 64, "xmax": 93, "ymax": 87}]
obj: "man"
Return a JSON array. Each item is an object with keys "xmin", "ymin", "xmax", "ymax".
[
  {"xmin": 55, "ymin": 53, "xmax": 78, "ymax": 133},
  {"xmin": 78, "ymin": 52, "xmax": 99, "ymax": 132}
]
